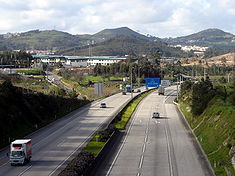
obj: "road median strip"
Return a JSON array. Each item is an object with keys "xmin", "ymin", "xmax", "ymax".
[{"xmin": 58, "ymin": 88, "xmax": 156, "ymax": 176}]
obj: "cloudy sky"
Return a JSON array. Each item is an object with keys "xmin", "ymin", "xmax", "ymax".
[{"xmin": 0, "ymin": 0, "xmax": 235, "ymax": 37}]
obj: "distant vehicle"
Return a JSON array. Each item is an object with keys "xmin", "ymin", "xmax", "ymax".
[
  {"xmin": 125, "ymin": 85, "xmax": 132, "ymax": 93},
  {"xmin": 122, "ymin": 91, "xmax": 126, "ymax": 95},
  {"xmin": 158, "ymin": 86, "xmax": 165, "ymax": 95},
  {"xmin": 10, "ymin": 139, "xmax": 32, "ymax": 165},
  {"xmin": 100, "ymin": 103, "xmax": 107, "ymax": 108},
  {"xmin": 161, "ymin": 80, "xmax": 171, "ymax": 87},
  {"xmin": 137, "ymin": 89, "xmax": 141, "ymax": 92},
  {"xmin": 152, "ymin": 112, "xmax": 160, "ymax": 118}
]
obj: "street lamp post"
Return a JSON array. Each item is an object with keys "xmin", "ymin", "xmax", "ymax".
[
  {"xmin": 228, "ymin": 72, "xmax": 232, "ymax": 83},
  {"xmin": 131, "ymin": 64, "xmax": 133, "ymax": 98},
  {"xmin": 176, "ymin": 75, "xmax": 179, "ymax": 102}
]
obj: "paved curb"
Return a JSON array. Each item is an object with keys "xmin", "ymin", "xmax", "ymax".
[{"xmin": 173, "ymin": 101, "xmax": 216, "ymax": 176}]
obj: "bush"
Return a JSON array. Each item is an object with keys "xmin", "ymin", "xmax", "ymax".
[
  {"xmin": 59, "ymin": 152, "xmax": 95, "ymax": 176},
  {"xmin": 232, "ymin": 81, "xmax": 235, "ymax": 106},
  {"xmin": 98, "ymin": 124, "xmax": 116, "ymax": 142},
  {"xmin": 0, "ymin": 80, "xmax": 90, "ymax": 148},
  {"xmin": 180, "ymin": 80, "xmax": 193, "ymax": 97},
  {"xmin": 191, "ymin": 79, "xmax": 215, "ymax": 116}
]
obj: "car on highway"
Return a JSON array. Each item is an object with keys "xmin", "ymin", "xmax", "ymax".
[
  {"xmin": 152, "ymin": 112, "xmax": 160, "ymax": 118},
  {"xmin": 137, "ymin": 89, "xmax": 141, "ymax": 92},
  {"xmin": 122, "ymin": 91, "xmax": 126, "ymax": 95},
  {"xmin": 100, "ymin": 103, "xmax": 107, "ymax": 108}
]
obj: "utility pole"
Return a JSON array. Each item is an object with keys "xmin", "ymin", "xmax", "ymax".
[
  {"xmin": 228, "ymin": 72, "xmax": 232, "ymax": 83},
  {"xmin": 131, "ymin": 64, "xmax": 133, "ymax": 98},
  {"xmin": 138, "ymin": 65, "xmax": 141, "ymax": 87},
  {"xmin": 176, "ymin": 74, "xmax": 179, "ymax": 102}
]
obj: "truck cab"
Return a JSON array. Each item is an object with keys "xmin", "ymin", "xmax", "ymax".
[
  {"xmin": 10, "ymin": 139, "xmax": 32, "ymax": 165},
  {"xmin": 158, "ymin": 86, "xmax": 165, "ymax": 95}
]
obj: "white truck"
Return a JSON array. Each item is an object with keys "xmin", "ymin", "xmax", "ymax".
[
  {"xmin": 10, "ymin": 139, "xmax": 32, "ymax": 165},
  {"xmin": 161, "ymin": 80, "xmax": 171, "ymax": 87},
  {"xmin": 158, "ymin": 86, "xmax": 165, "ymax": 95}
]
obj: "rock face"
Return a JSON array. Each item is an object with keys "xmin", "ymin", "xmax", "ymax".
[
  {"xmin": 232, "ymin": 156, "xmax": 235, "ymax": 171},
  {"xmin": 229, "ymin": 146, "xmax": 235, "ymax": 156}
]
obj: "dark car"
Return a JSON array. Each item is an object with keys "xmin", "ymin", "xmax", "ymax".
[
  {"xmin": 100, "ymin": 103, "xmax": 107, "ymax": 108},
  {"xmin": 152, "ymin": 112, "xmax": 160, "ymax": 118}
]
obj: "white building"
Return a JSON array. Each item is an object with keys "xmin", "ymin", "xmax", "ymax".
[
  {"xmin": 33, "ymin": 55, "xmax": 66, "ymax": 64},
  {"xmin": 33, "ymin": 55, "xmax": 127, "ymax": 67},
  {"xmin": 65, "ymin": 56, "xmax": 127, "ymax": 67}
]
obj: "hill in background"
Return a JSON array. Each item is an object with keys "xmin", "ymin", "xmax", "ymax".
[
  {"xmin": 58, "ymin": 34, "xmax": 186, "ymax": 57},
  {"xmin": 163, "ymin": 28, "xmax": 235, "ymax": 50},
  {"xmin": 86, "ymin": 27, "xmax": 158, "ymax": 42},
  {"xmin": 0, "ymin": 30, "xmax": 84, "ymax": 51},
  {"xmin": 1, "ymin": 27, "xmax": 235, "ymax": 57},
  {"xmin": 181, "ymin": 52, "xmax": 235, "ymax": 67}
]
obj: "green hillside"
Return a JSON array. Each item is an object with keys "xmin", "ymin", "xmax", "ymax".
[
  {"xmin": 1, "ymin": 30, "xmax": 83, "ymax": 50},
  {"xmin": 179, "ymin": 82, "xmax": 235, "ymax": 176},
  {"xmin": 164, "ymin": 28, "xmax": 235, "ymax": 50},
  {"xmin": 89, "ymin": 27, "xmax": 157, "ymax": 42},
  {"xmin": 0, "ymin": 78, "xmax": 89, "ymax": 148},
  {"xmin": 59, "ymin": 35, "xmax": 186, "ymax": 57}
]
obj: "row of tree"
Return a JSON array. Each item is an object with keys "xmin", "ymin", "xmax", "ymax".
[
  {"xmin": 180, "ymin": 76, "xmax": 235, "ymax": 116},
  {"xmin": 93, "ymin": 52, "xmax": 162, "ymax": 81},
  {"xmin": 180, "ymin": 78, "xmax": 215, "ymax": 116},
  {"xmin": 0, "ymin": 51, "xmax": 32, "ymax": 68},
  {"xmin": 0, "ymin": 80, "xmax": 89, "ymax": 148}
]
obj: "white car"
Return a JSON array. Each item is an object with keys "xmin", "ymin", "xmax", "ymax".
[
  {"xmin": 152, "ymin": 112, "xmax": 160, "ymax": 118},
  {"xmin": 100, "ymin": 103, "xmax": 107, "ymax": 108}
]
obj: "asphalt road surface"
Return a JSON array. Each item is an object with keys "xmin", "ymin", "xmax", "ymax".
[
  {"xmin": 96, "ymin": 86, "xmax": 214, "ymax": 176},
  {"xmin": 0, "ymin": 88, "xmax": 145, "ymax": 176}
]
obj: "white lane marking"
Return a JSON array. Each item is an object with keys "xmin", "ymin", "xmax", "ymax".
[
  {"xmin": 142, "ymin": 143, "xmax": 146, "ymax": 153},
  {"xmin": 154, "ymin": 120, "xmax": 160, "ymax": 125},
  {"xmin": 0, "ymin": 161, "xmax": 9, "ymax": 167},
  {"xmin": 164, "ymin": 120, "xmax": 174, "ymax": 176},
  {"xmin": 18, "ymin": 165, "xmax": 32, "ymax": 176},
  {"xmin": 144, "ymin": 135, "xmax": 148, "ymax": 143},
  {"xmin": 138, "ymin": 155, "xmax": 144, "ymax": 168},
  {"xmin": 105, "ymin": 102, "xmax": 140, "ymax": 176},
  {"xmin": 48, "ymin": 122, "xmax": 103, "ymax": 176}
]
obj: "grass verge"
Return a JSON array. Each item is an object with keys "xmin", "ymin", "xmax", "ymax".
[
  {"xmin": 82, "ymin": 88, "xmax": 156, "ymax": 156},
  {"xmin": 179, "ymin": 97, "xmax": 235, "ymax": 176}
]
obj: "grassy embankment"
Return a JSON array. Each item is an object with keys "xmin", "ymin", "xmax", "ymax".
[
  {"xmin": 82, "ymin": 89, "xmax": 156, "ymax": 156},
  {"xmin": 0, "ymin": 73, "xmax": 89, "ymax": 148},
  {"xmin": 179, "ymin": 84, "xmax": 235, "ymax": 176},
  {"xmin": 62, "ymin": 75, "xmax": 123, "ymax": 100}
]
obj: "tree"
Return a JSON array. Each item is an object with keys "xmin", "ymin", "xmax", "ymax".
[
  {"xmin": 191, "ymin": 79, "xmax": 214, "ymax": 116},
  {"xmin": 180, "ymin": 80, "xmax": 193, "ymax": 97}
]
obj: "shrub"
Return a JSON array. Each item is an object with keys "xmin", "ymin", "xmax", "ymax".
[
  {"xmin": 192, "ymin": 79, "xmax": 215, "ymax": 116},
  {"xmin": 98, "ymin": 124, "xmax": 116, "ymax": 142},
  {"xmin": 59, "ymin": 152, "xmax": 95, "ymax": 176}
]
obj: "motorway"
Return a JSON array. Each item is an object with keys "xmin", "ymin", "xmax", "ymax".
[
  {"xmin": 0, "ymin": 88, "xmax": 144, "ymax": 176},
  {"xmin": 96, "ymin": 86, "xmax": 214, "ymax": 176}
]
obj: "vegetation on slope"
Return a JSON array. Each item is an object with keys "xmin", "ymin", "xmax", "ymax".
[
  {"xmin": 0, "ymin": 79, "xmax": 89, "ymax": 148},
  {"xmin": 59, "ymin": 35, "xmax": 187, "ymax": 57},
  {"xmin": 179, "ymin": 79, "xmax": 235, "ymax": 176},
  {"xmin": 1, "ymin": 30, "xmax": 82, "ymax": 50},
  {"xmin": 164, "ymin": 28, "xmax": 235, "ymax": 50}
]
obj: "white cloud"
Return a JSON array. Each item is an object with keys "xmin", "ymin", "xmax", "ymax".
[{"xmin": 0, "ymin": 0, "xmax": 234, "ymax": 37}]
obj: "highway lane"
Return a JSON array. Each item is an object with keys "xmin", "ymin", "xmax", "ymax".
[
  {"xmin": 0, "ymin": 88, "xmax": 145, "ymax": 176},
  {"xmin": 98, "ymin": 86, "xmax": 213, "ymax": 176}
]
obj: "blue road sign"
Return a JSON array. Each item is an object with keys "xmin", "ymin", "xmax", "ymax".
[{"xmin": 145, "ymin": 78, "xmax": 160, "ymax": 87}]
